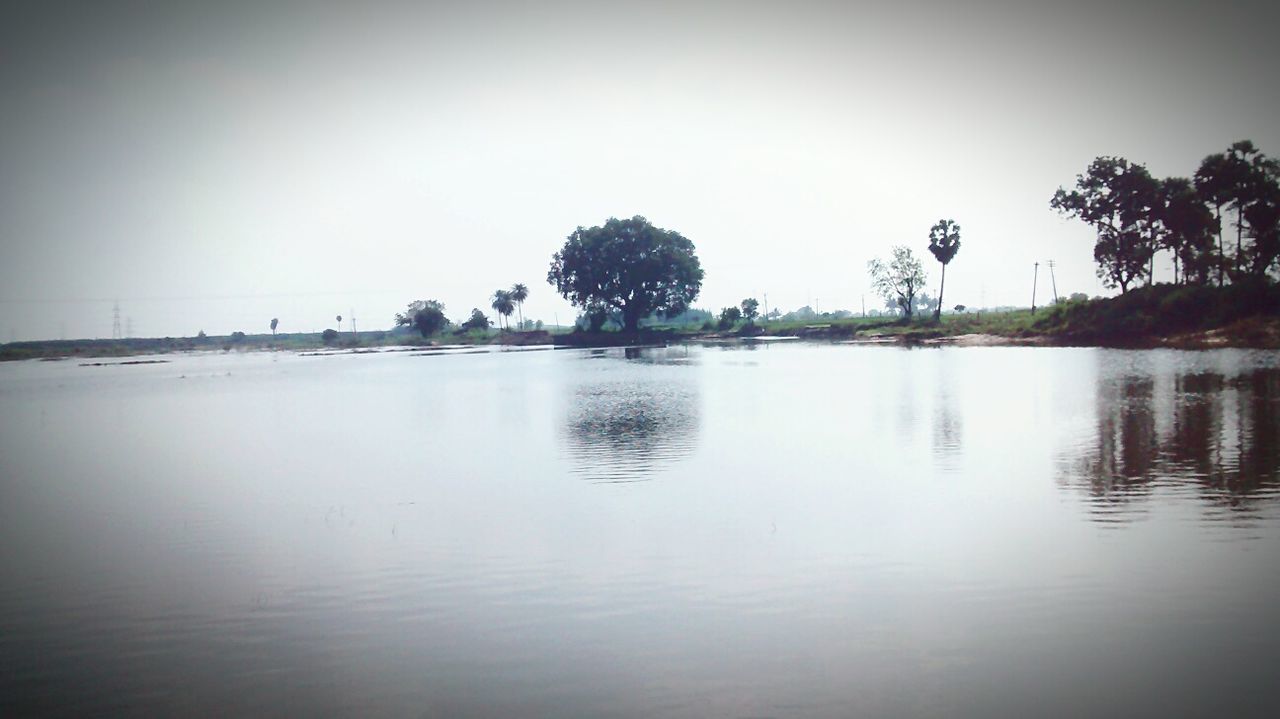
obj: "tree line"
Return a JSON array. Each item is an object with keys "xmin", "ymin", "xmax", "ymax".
[{"xmin": 1052, "ymin": 140, "xmax": 1280, "ymax": 293}]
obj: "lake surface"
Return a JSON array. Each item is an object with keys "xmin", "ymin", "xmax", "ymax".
[{"xmin": 2, "ymin": 343, "xmax": 1279, "ymax": 717}]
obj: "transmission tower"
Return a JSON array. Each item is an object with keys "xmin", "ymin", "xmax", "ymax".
[{"xmin": 111, "ymin": 301, "xmax": 122, "ymax": 339}]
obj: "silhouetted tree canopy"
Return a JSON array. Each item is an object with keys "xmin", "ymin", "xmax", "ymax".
[
  {"xmin": 490, "ymin": 290, "xmax": 515, "ymax": 330},
  {"xmin": 740, "ymin": 298, "xmax": 760, "ymax": 323},
  {"xmin": 1051, "ymin": 156, "xmax": 1161, "ymax": 293},
  {"xmin": 547, "ymin": 216, "xmax": 704, "ymax": 332},
  {"xmin": 510, "ymin": 283, "xmax": 529, "ymax": 329},
  {"xmin": 718, "ymin": 306, "xmax": 742, "ymax": 330},
  {"xmin": 926, "ymin": 219, "xmax": 961, "ymax": 321},
  {"xmin": 869, "ymin": 246, "xmax": 928, "ymax": 320},
  {"xmin": 413, "ymin": 301, "xmax": 448, "ymax": 337},
  {"xmin": 460, "ymin": 308, "xmax": 491, "ymax": 331}
]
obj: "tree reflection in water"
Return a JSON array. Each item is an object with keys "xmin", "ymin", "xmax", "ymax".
[
  {"xmin": 562, "ymin": 348, "xmax": 699, "ymax": 483},
  {"xmin": 1061, "ymin": 363, "xmax": 1280, "ymax": 523}
]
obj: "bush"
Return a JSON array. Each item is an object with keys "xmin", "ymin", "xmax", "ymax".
[{"xmin": 321, "ymin": 329, "xmax": 339, "ymax": 344}]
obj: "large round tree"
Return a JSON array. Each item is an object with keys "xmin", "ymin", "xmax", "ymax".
[{"xmin": 547, "ymin": 216, "xmax": 704, "ymax": 332}]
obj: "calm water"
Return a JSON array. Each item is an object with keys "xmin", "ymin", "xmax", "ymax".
[{"xmin": 2, "ymin": 344, "xmax": 1279, "ymax": 717}]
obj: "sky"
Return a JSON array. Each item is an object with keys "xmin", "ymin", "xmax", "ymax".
[{"xmin": 2, "ymin": 0, "xmax": 1278, "ymax": 340}]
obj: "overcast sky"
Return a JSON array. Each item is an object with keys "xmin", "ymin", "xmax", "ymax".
[{"xmin": 2, "ymin": 0, "xmax": 1278, "ymax": 340}]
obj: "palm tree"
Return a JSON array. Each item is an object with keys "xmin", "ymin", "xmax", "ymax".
[
  {"xmin": 926, "ymin": 219, "xmax": 961, "ymax": 322},
  {"xmin": 336, "ymin": 314, "xmax": 342, "ymax": 333},
  {"xmin": 490, "ymin": 290, "xmax": 514, "ymax": 330},
  {"xmin": 270, "ymin": 317, "xmax": 278, "ymax": 336},
  {"xmin": 510, "ymin": 283, "xmax": 529, "ymax": 330}
]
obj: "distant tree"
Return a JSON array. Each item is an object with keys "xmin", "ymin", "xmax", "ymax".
[
  {"xmin": 1195, "ymin": 141, "xmax": 1267, "ymax": 279},
  {"xmin": 1243, "ymin": 168, "xmax": 1280, "ymax": 277},
  {"xmin": 510, "ymin": 283, "xmax": 529, "ymax": 330},
  {"xmin": 270, "ymin": 317, "xmax": 278, "ymax": 336},
  {"xmin": 229, "ymin": 331, "xmax": 247, "ymax": 343},
  {"xmin": 1160, "ymin": 177, "xmax": 1219, "ymax": 285},
  {"xmin": 321, "ymin": 328, "xmax": 339, "ymax": 344},
  {"xmin": 395, "ymin": 300, "xmax": 443, "ymax": 328},
  {"xmin": 740, "ymin": 298, "xmax": 760, "ymax": 324},
  {"xmin": 460, "ymin": 308, "xmax": 491, "ymax": 332},
  {"xmin": 413, "ymin": 301, "xmax": 448, "ymax": 338},
  {"xmin": 335, "ymin": 315, "xmax": 343, "ymax": 333},
  {"xmin": 718, "ymin": 306, "xmax": 742, "ymax": 330},
  {"xmin": 868, "ymin": 245, "xmax": 928, "ymax": 321},
  {"xmin": 490, "ymin": 290, "xmax": 515, "ymax": 330},
  {"xmin": 547, "ymin": 216, "xmax": 704, "ymax": 332},
  {"xmin": 1051, "ymin": 156, "xmax": 1161, "ymax": 293},
  {"xmin": 953, "ymin": 304, "xmax": 966, "ymax": 313},
  {"xmin": 1067, "ymin": 292, "xmax": 1090, "ymax": 303},
  {"xmin": 926, "ymin": 219, "xmax": 961, "ymax": 321}
]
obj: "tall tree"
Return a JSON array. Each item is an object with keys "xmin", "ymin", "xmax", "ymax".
[
  {"xmin": 270, "ymin": 317, "xmax": 278, "ymax": 336},
  {"xmin": 740, "ymin": 298, "xmax": 760, "ymax": 324},
  {"xmin": 490, "ymin": 290, "xmax": 514, "ymax": 330},
  {"xmin": 1196, "ymin": 141, "xmax": 1268, "ymax": 280},
  {"xmin": 548, "ymin": 216, "xmax": 704, "ymax": 333},
  {"xmin": 1051, "ymin": 156, "xmax": 1160, "ymax": 294},
  {"xmin": 1242, "ymin": 161, "xmax": 1280, "ymax": 277},
  {"xmin": 868, "ymin": 246, "xmax": 928, "ymax": 321},
  {"xmin": 336, "ymin": 314, "xmax": 343, "ymax": 333},
  {"xmin": 1159, "ymin": 177, "xmax": 1218, "ymax": 285},
  {"xmin": 510, "ymin": 283, "xmax": 529, "ymax": 330},
  {"xmin": 926, "ymin": 219, "xmax": 961, "ymax": 321}
]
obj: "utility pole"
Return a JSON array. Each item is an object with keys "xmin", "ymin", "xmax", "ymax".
[
  {"xmin": 350, "ymin": 308, "xmax": 357, "ymax": 335},
  {"xmin": 763, "ymin": 292, "xmax": 769, "ymax": 324},
  {"xmin": 111, "ymin": 300, "xmax": 122, "ymax": 340},
  {"xmin": 1031, "ymin": 262, "xmax": 1040, "ymax": 314},
  {"xmin": 861, "ymin": 294, "xmax": 865, "ymax": 318},
  {"xmin": 1047, "ymin": 260, "xmax": 1058, "ymax": 304}
]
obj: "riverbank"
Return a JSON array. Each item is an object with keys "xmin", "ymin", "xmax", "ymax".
[{"xmin": 5, "ymin": 285, "xmax": 1279, "ymax": 361}]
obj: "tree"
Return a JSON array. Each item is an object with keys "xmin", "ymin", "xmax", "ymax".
[
  {"xmin": 740, "ymin": 298, "xmax": 760, "ymax": 324},
  {"xmin": 1051, "ymin": 156, "xmax": 1161, "ymax": 294},
  {"xmin": 335, "ymin": 314, "xmax": 343, "ymax": 333},
  {"xmin": 718, "ymin": 306, "xmax": 742, "ymax": 330},
  {"xmin": 868, "ymin": 246, "xmax": 928, "ymax": 321},
  {"xmin": 547, "ymin": 216, "xmax": 704, "ymax": 332},
  {"xmin": 510, "ymin": 283, "xmax": 529, "ymax": 330},
  {"xmin": 1195, "ymin": 140, "xmax": 1270, "ymax": 281},
  {"xmin": 461, "ymin": 308, "xmax": 491, "ymax": 332},
  {"xmin": 1159, "ymin": 177, "xmax": 1218, "ymax": 285},
  {"xmin": 1243, "ymin": 167, "xmax": 1280, "ymax": 277},
  {"xmin": 321, "ymin": 328, "xmax": 339, "ymax": 344},
  {"xmin": 926, "ymin": 219, "xmax": 961, "ymax": 321},
  {"xmin": 270, "ymin": 318, "xmax": 278, "ymax": 336},
  {"xmin": 412, "ymin": 301, "xmax": 448, "ymax": 337},
  {"xmin": 490, "ymin": 290, "xmax": 514, "ymax": 330},
  {"xmin": 395, "ymin": 300, "xmax": 443, "ymax": 328}
]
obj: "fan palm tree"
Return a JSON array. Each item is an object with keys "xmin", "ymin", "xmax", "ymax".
[
  {"xmin": 926, "ymin": 219, "xmax": 961, "ymax": 322},
  {"xmin": 270, "ymin": 317, "xmax": 278, "ymax": 336},
  {"xmin": 510, "ymin": 283, "xmax": 529, "ymax": 330},
  {"xmin": 490, "ymin": 290, "xmax": 514, "ymax": 330},
  {"xmin": 336, "ymin": 314, "xmax": 342, "ymax": 333}
]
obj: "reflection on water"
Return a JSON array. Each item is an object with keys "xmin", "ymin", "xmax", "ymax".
[
  {"xmin": 562, "ymin": 348, "xmax": 699, "ymax": 483},
  {"xmin": 1059, "ymin": 358, "xmax": 1280, "ymax": 523},
  {"xmin": 4, "ymin": 345, "xmax": 1280, "ymax": 717}
]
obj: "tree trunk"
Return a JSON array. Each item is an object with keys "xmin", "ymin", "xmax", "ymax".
[
  {"xmin": 1236, "ymin": 205, "xmax": 1245, "ymax": 278},
  {"xmin": 934, "ymin": 263, "xmax": 946, "ymax": 322},
  {"xmin": 1216, "ymin": 206, "xmax": 1224, "ymax": 286}
]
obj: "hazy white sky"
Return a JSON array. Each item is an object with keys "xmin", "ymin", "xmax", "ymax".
[{"xmin": 2, "ymin": 0, "xmax": 1278, "ymax": 340}]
